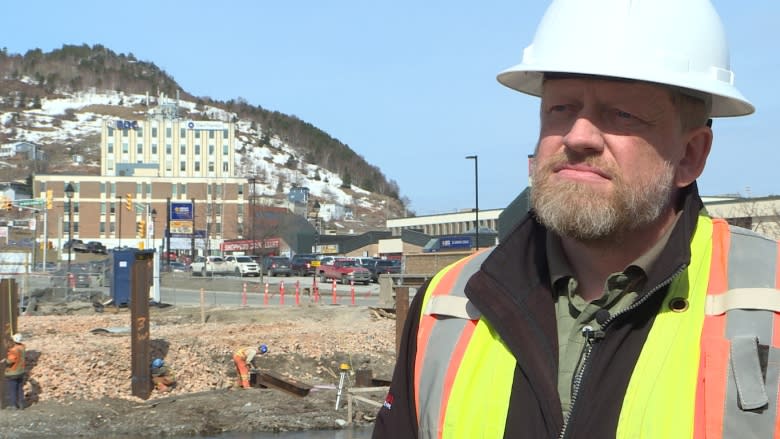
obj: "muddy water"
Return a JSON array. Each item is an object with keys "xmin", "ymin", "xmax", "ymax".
[{"xmin": 201, "ymin": 426, "xmax": 373, "ymax": 438}]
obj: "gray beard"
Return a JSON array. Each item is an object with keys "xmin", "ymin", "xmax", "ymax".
[{"xmin": 531, "ymin": 162, "xmax": 675, "ymax": 242}]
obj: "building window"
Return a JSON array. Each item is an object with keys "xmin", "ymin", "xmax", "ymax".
[
  {"xmin": 136, "ymin": 183, "xmax": 141, "ymax": 194},
  {"xmin": 166, "ymin": 127, "xmax": 172, "ymax": 137},
  {"xmin": 108, "ymin": 127, "xmax": 114, "ymax": 136},
  {"xmin": 180, "ymin": 161, "xmax": 186, "ymax": 172},
  {"xmin": 166, "ymin": 160, "xmax": 172, "ymax": 173},
  {"xmin": 137, "ymin": 127, "xmax": 143, "ymax": 136},
  {"xmin": 100, "ymin": 223, "xmax": 105, "ymax": 234},
  {"xmin": 108, "ymin": 143, "xmax": 113, "ymax": 153},
  {"xmin": 99, "ymin": 182, "xmax": 105, "ymax": 194},
  {"xmin": 110, "ymin": 222, "xmax": 115, "ymax": 233},
  {"xmin": 209, "ymin": 162, "xmax": 215, "ymax": 172},
  {"xmin": 122, "ymin": 128, "xmax": 129, "ymax": 137},
  {"xmin": 152, "ymin": 127, "xmax": 158, "ymax": 137},
  {"xmin": 216, "ymin": 185, "xmax": 223, "ymax": 197},
  {"xmin": 195, "ymin": 144, "xmax": 200, "ymax": 155},
  {"xmin": 209, "ymin": 131, "xmax": 215, "ymax": 139},
  {"xmin": 180, "ymin": 144, "xmax": 186, "ymax": 155},
  {"xmin": 223, "ymin": 144, "xmax": 229, "ymax": 155},
  {"xmin": 180, "ymin": 128, "xmax": 186, "ymax": 137},
  {"xmin": 216, "ymin": 222, "xmax": 222, "ymax": 234},
  {"xmin": 222, "ymin": 162, "xmax": 229, "ymax": 172},
  {"xmin": 122, "ymin": 143, "xmax": 129, "ymax": 154},
  {"xmin": 137, "ymin": 144, "xmax": 143, "ymax": 154},
  {"xmin": 216, "ymin": 204, "xmax": 222, "ymax": 215},
  {"xmin": 194, "ymin": 162, "xmax": 200, "ymax": 172},
  {"xmin": 152, "ymin": 144, "xmax": 158, "ymax": 155},
  {"xmin": 166, "ymin": 144, "xmax": 172, "ymax": 155},
  {"xmin": 195, "ymin": 131, "xmax": 201, "ymax": 139},
  {"xmin": 209, "ymin": 144, "xmax": 215, "ymax": 155},
  {"xmin": 238, "ymin": 184, "xmax": 244, "ymax": 195},
  {"xmin": 223, "ymin": 129, "xmax": 228, "ymax": 138}
]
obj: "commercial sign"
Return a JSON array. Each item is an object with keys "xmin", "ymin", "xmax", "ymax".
[
  {"xmin": 170, "ymin": 202, "xmax": 194, "ymax": 220},
  {"xmin": 169, "ymin": 201, "xmax": 194, "ymax": 236},
  {"xmin": 169, "ymin": 220, "xmax": 193, "ymax": 235},
  {"xmin": 439, "ymin": 236, "xmax": 473, "ymax": 250},
  {"xmin": 220, "ymin": 238, "xmax": 281, "ymax": 252}
]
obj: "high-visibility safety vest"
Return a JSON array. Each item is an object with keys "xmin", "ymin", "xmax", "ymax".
[
  {"xmin": 414, "ymin": 216, "xmax": 780, "ymax": 438},
  {"xmin": 5, "ymin": 343, "xmax": 25, "ymax": 377}
]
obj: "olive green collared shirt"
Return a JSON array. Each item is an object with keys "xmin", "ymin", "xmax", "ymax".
[{"xmin": 549, "ymin": 218, "xmax": 678, "ymax": 418}]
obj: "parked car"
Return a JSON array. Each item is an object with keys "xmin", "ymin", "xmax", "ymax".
[
  {"xmin": 63, "ymin": 239, "xmax": 89, "ymax": 253},
  {"xmin": 167, "ymin": 261, "xmax": 189, "ymax": 273},
  {"xmin": 290, "ymin": 254, "xmax": 318, "ymax": 276},
  {"xmin": 86, "ymin": 241, "xmax": 107, "ymax": 254},
  {"xmin": 262, "ymin": 256, "xmax": 292, "ymax": 277},
  {"xmin": 190, "ymin": 256, "xmax": 231, "ymax": 276},
  {"xmin": 365, "ymin": 259, "xmax": 402, "ymax": 282},
  {"xmin": 224, "ymin": 255, "xmax": 261, "ymax": 277}
]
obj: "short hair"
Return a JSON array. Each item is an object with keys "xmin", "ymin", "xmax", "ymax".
[{"xmin": 670, "ymin": 89, "xmax": 711, "ymax": 132}]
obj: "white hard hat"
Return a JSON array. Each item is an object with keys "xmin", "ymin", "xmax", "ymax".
[
  {"xmin": 497, "ymin": 0, "xmax": 754, "ymax": 117},
  {"xmin": 12, "ymin": 333, "xmax": 22, "ymax": 343}
]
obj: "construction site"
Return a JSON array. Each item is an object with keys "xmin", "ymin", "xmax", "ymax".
[{"xmin": 0, "ymin": 269, "xmax": 403, "ymax": 438}]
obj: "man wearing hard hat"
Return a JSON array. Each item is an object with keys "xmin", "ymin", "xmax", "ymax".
[
  {"xmin": 233, "ymin": 343, "xmax": 268, "ymax": 389},
  {"xmin": 374, "ymin": 1, "xmax": 774, "ymax": 438}
]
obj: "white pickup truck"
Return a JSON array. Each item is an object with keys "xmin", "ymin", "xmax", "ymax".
[
  {"xmin": 190, "ymin": 256, "xmax": 231, "ymax": 276},
  {"xmin": 224, "ymin": 255, "xmax": 261, "ymax": 277}
]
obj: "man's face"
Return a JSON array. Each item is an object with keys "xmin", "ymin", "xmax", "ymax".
[{"xmin": 532, "ymin": 78, "xmax": 688, "ymax": 241}]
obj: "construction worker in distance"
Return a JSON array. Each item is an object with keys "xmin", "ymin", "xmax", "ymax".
[
  {"xmin": 150, "ymin": 358, "xmax": 176, "ymax": 393},
  {"xmin": 373, "ymin": 1, "xmax": 778, "ymax": 438},
  {"xmin": 233, "ymin": 343, "xmax": 268, "ymax": 389},
  {"xmin": 4, "ymin": 333, "xmax": 26, "ymax": 410}
]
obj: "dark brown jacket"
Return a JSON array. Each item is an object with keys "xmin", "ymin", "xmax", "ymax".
[{"xmin": 373, "ymin": 184, "xmax": 703, "ymax": 438}]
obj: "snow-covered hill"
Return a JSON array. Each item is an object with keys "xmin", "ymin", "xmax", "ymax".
[{"xmin": 0, "ymin": 83, "xmax": 397, "ymax": 231}]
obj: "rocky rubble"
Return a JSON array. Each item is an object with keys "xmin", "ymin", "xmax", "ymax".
[{"xmin": 1, "ymin": 302, "xmax": 397, "ymax": 437}]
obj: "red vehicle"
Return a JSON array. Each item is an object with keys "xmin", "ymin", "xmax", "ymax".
[{"xmin": 318, "ymin": 258, "xmax": 371, "ymax": 285}]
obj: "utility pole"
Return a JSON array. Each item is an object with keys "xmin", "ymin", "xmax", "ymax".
[{"xmin": 465, "ymin": 155, "xmax": 479, "ymax": 251}]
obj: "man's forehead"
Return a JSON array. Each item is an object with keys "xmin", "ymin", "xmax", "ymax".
[{"xmin": 542, "ymin": 73, "xmax": 672, "ymax": 96}]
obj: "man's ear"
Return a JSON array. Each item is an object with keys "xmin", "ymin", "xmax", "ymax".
[{"xmin": 675, "ymin": 126, "xmax": 712, "ymax": 188}]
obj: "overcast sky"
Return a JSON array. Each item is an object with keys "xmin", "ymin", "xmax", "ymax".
[{"xmin": 2, "ymin": 1, "xmax": 777, "ymax": 215}]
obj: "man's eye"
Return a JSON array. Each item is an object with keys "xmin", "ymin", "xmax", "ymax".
[
  {"xmin": 615, "ymin": 110, "xmax": 635, "ymax": 119},
  {"xmin": 549, "ymin": 104, "xmax": 569, "ymax": 113}
]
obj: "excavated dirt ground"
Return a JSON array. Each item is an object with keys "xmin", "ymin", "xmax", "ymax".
[{"xmin": 1, "ymin": 298, "xmax": 397, "ymax": 438}]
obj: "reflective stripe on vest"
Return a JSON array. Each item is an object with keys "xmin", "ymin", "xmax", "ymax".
[
  {"xmin": 414, "ymin": 215, "xmax": 780, "ymax": 438},
  {"xmin": 693, "ymin": 219, "xmax": 780, "ymax": 439}
]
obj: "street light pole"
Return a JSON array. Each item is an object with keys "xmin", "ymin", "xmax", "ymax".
[
  {"xmin": 465, "ymin": 155, "xmax": 479, "ymax": 251},
  {"xmin": 65, "ymin": 183, "xmax": 75, "ymax": 283}
]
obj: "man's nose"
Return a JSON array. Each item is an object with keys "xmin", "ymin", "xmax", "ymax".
[{"xmin": 562, "ymin": 117, "xmax": 605, "ymax": 154}]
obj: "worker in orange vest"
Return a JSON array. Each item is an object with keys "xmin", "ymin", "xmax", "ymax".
[
  {"xmin": 150, "ymin": 358, "xmax": 176, "ymax": 393},
  {"xmin": 4, "ymin": 333, "xmax": 26, "ymax": 410},
  {"xmin": 233, "ymin": 343, "xmax": 268, "ymax": 389}
]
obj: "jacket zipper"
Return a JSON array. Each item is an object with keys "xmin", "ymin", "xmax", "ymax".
[{"xmin": 557, "ymin": 263, "xmax": 686, "ymax": 439}]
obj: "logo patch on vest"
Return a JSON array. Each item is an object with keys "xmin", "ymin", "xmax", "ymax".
[{"xmin": 383, "ymin": 392, "xmax": 394, "ymax": 410}]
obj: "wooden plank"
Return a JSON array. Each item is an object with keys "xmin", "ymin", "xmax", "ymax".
[
  {"xmin": 348, "ymin": 386, "xmax": 389, "ymax": 393},
  {"xmin": 253, "ymin": 369, "xmax": 313, "ymax": 397},
  {"xmin": 351, "ymin": 394, "xmax": 384, "ymax": 407}
]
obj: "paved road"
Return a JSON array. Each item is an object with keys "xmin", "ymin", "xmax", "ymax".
[{"xmin": 159, "ymin": 272, "xmax": 383, "ymax": 307}]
